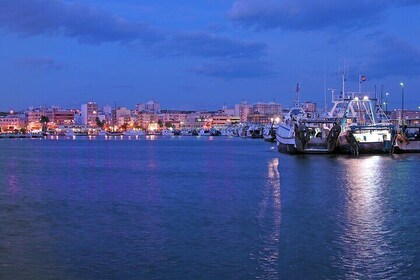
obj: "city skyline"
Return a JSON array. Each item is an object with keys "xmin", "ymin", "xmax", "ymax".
[{"xmin": 1, "ymin": 0, "xmax": 420, "ymax": 111}]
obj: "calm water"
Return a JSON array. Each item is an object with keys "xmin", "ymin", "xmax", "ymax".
[{"xmin": 0, "ymin": 137, "xmax": 419, "ymax": 279}]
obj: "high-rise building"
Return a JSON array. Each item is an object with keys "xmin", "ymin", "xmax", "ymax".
[
  {"xmin": 112, "ymin": 107, "xmax": 132, "ymax": 126},
  {"xmin": 81, "ymin": 102, "xmax": 98, "ymax": 126},
  {"xmin": 234, "ymin": 101, "xmax": 250, "ymax": 122}
]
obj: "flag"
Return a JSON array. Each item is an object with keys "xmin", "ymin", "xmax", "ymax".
[{"xmin": 361, "ymin": 75, "xmax": 367, "ymax": 82}]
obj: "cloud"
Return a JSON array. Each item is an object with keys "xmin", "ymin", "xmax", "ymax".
[
  {"xmin": 0, "ymin": 1, "xmax": 272, "ymax": 80},
  {"xmin": 0, "ymin": 0, "xmax": 267, "ymax": 60},
  {"xmin": 163, "ymin": 31, "xmax": 267, "ymax": 59},
  {"xmin": 367, "ymin": 37, "xmax": 420, "ymax": 78},
  {"xmin": 229, "ymin": 0, "xmax": 420, "ymax": 31},
  {"xmin": 191, "ymin": 59, "xmax": 275, "ymax": 80},
  {"xmin": 0, "ymin": 0, "xmax": 163, "ymax": 44},
  {"xmin": 17, "ymin": 57, "xmax": 66, "ymax": 71}
]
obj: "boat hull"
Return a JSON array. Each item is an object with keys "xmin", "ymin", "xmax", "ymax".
[
  {"xmin": 276, "ymin": 123, "xmax": 336, "ymax": 154},
  {"xmin": 393, "ymin": 140, "xmax": 420, "ymax": 153}
]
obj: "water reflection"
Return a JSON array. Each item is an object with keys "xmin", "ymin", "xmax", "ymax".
[
  {"xmin": 7, "ymin": 159, "xmax": 19, "ymax": 194},
  {"xmin": 256, "ymin": 157, "xmax": 281, "ymax": 279},
  {"xmin": 338, "ymin": 156, "xmax": 395, "ymax": 278}
]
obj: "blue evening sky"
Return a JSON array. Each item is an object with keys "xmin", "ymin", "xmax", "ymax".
[{"xmin": 0, "ymin": 0, "xmax": 419, "ymax": 111}]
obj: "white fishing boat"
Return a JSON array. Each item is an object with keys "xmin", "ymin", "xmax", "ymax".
[
  {"xmin": 337, "ymin": 96, "xmax": 395, "ymax": 155},
  {"xmin": 276, "ymin": 108, "xmax": 341, "ymax": 154},
  {"xmin": 263, "ymin": 124, "xmax": 276, "ymax": 142},
  {"xmin": 276, "ymin": 83, "xmax": 341, "ymax": 154}
]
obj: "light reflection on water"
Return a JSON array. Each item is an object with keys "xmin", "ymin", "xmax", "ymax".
[
  {"xmin": 256, "ymin": 157, "xmax": 281, "ymax": 279},
  {"xmin": 0, "ymin": 138, "xmax": 418, "ymax": 279},
  {"xmin": 339, "ymin": 156, "xmax": 393, "ymax": 278}
]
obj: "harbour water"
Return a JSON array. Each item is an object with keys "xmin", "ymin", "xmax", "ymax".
[{"xmin": 0, "ymin": 137, "xmax": 419, "ymax": 279}]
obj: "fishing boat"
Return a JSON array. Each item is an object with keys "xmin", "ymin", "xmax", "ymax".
[
  {"xmin": 210, "ymin": 128, "xmax": 221, "ymax": 136},
  {"xmin": 276, "ymin": 83, "xmax": 341, "ymax": 154},
  {"xmin": 263, "ymin": 122, "xmax": 279, "ymax": 142},
  {"xmin": 161, "ymin": 129, "xmax": 174, "ymax": 136},
  {"xmin": 393, "ymin": 125, "xmax": 420, "ymax": 153},
  {"xmin": 276, "ymin": 107, "xmax": 341, "ymax": 154},
  {"xmin": 219, "ymin": 127, "xmax": 236, "ymax": 136},
  {"xmin": 180, "ymin": 129, "xmax": 193, "ymax": 136},
  {"xmin": 198, "ymin": 129, "xmax": 211, "ymax": 136},
  {"xmin": 337, "ymin": 96, "xmax": 395, "ymax": 155},
  {"xmin": 246, "ymin": 124, "xmax": 263, "ymax": 138}
]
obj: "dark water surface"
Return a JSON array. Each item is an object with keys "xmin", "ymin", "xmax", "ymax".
[{"xmin": 0, "ymin": 137, "xmax": 419, "ymax": 279}]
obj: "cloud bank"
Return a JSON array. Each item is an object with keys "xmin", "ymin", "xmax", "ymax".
[
  {"xmin": 229, "ymin": 0, "xmax": 420, "ymax": 31},
  {"xmin": 0, "ymin": 0, "xmax": 271, "ymax": 79}
]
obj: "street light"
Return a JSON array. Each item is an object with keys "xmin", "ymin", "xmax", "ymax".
[{"xmin": 400, "ymin": 82, "xmax": 404, "ymax": 125}]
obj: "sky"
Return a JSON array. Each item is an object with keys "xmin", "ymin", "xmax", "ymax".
[{"xmin": 0, "ymin": 0, "xmax": 419, "ymax": 111}]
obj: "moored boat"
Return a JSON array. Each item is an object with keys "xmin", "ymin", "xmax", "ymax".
[
  {"xmin": 393, "ymin": 125, "xmax": 420, "ymax": 153},
  {"xmin": 337, "ymin": 96, "xmax": 395, "ymax": 155},
  {"xmin": 276, "ymin": 108, "xmax": 341, "ymax": 154}
]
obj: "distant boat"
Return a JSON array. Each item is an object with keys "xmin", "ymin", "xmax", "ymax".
[
  {"xmin": 246, "ymin": 124, "xmax": 263, "ymax": 139},
  {"xmin": 263, "ymin": 124, "xmax": 278, "ymax": 142},
  {"xmin": 161, "ymin": 129, "xmax": 174, "ymax": 136},
  {"xmin": 106, "ymin": 131, "xmax": 124, "ymax": 136},
  {"xmin": 180, "ymin": 129, "xmax": 193, "ymax": 136},
  {"xmin": 125, "ymin": 129, "xmax": 146, "ymax": 136},
  {"xmin": 393, "ymin": 125, "xmax": 420, "ymax": 153},
  {"xmin": 198, "ymin": 129, "xmax": 211, "ymax": 136}
]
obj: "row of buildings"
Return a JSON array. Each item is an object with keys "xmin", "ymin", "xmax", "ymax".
[
  {"xmin": 3, "ymin": 99, "xmax": 417, "ymax": 133},
  {"xmin": 0, "ymin": 100, "xmax": 284, "ymax": 132}
]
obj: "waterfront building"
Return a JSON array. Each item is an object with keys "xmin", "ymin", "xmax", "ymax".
[
  {"xmin": 184, "ymin": 111, "xmax": 213, "ymax": 129},
  {"xmin": 53, "ymin": 110, "xmax": 75, "ymax": 125},
  {"xmin": 81, "ymin": 102, "xmax": 98, "ymax": 126},
  {"xmin": 0, "ymin": 115, "xmax": 25, "ymax": 131},
  {"xmin": 235, "ymin": 101, "xmax": 250, "ymax": 122},
  {"xmin": 111, "ymin": 107, "xmax": 132, "ymax": 126},
  {"xmin": 211, "ymin": 115, "xmax": 240, "ymax": 126},
  {"xmin": 247, "ymin": 113, "xmax": 273, "ymax": 125},
  {"xmin": 136, "ymin": 100, "xmax": 161, "ymax": 114},
  {"xmin": 136, "ymin": 112, "xmax": 158, "ymax": 130},
  {"xmin": 27, "ymin": 111, "xmax": 43, "ymax": 124},
  {"xmin": 252, "ymin": 102, "xmax": 282, "ymax": 116},
  {"xmin": 158, "ymin": 110, "xmax": 190, "ymax": 129},
  {"xmin": 390, "ymin": 109, "xmax": 420, "ymax": 125}
]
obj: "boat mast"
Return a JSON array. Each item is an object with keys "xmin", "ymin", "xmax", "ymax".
[
  {"xmin": 324, "ymin": 62, "xmax": 327, "ymax": 113},
  {"xmin": 294, "ymin": 82, "xmax": 300, "ymax": 108},
  {"xmin": 341, "ymin": 72, "xmax": 346, "ymax": 102}
]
